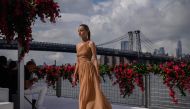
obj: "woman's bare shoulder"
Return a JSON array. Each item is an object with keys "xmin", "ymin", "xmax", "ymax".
[
  {"xmin": 76, "ymin": 42, "xmax": 82, "ymax": 48},
  {"xmin": 88, "ymin": 40, "xmax": 96, "ymax": 46}
]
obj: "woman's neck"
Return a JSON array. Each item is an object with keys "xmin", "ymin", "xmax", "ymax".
[{"xmin": 81, "ymin": 38, "xmax": 89, "ymax": 42}]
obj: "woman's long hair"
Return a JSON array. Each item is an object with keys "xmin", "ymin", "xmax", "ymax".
[{"xmin": 80, "ymin": 24, "xmax": 91, "ymax": 40}]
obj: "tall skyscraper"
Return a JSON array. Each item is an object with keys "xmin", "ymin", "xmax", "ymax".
[
  {"xmin": 176, "ymin": 40, "xmax": 182, "ymax": 58},
  {"xmin": 121, "ymin": 41, "xmax": 129, "ymax": 51}
]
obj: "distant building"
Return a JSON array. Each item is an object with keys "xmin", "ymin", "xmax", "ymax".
[
  {"xmin": 176, "ymin": 40, "xmax": 182, "ymax": 58},
  {"xmin": 182, "ymin": 54, "xmax": 190, "ymax": 59},
  {"xmin": 154, "ymin": 47, "xmax": 165, "ymax": 55},
  {"xmin": 177, "ymin": 53, "xmax": 190, "ymax": 61},
  {"xmin": 121, "ymin": 41, "xmax": 129, "ymax": 51},
  {"xmin": 154, "ymin": 49, "xmax": 159, "ymax": 55},
  {"xmin": 159, "ymin": 47, "xmax": 165, "ymax": 55}
]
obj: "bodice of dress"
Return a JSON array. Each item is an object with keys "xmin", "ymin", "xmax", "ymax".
[{"xmin": 77, "ymin": 42, "xmax": 92, "ymax": 62}]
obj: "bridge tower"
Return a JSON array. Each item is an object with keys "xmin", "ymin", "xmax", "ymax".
[
  {"xmin": 134, "ymin": 30, "xmax": 141, "ymax": 53},
  {"xmin": 128, "ymin": 31, "xmax": 133, "ymax": 51}
]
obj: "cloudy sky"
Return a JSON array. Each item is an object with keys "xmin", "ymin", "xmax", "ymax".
[{"xmin": 1, "ymin": 0, "xmax": 190, "ymax": 65}]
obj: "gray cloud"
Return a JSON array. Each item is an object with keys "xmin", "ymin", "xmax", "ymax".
[
  {"xmin": 88, "ymin": 0, "xmax": 190, "ymax": 55},
  {"xmin": 57, "ymin": 0, "xmax": 94, "ymax": 15},
  {"xmin": 1, "ymin": 0, "xmax": 190, "ymax": 65}
]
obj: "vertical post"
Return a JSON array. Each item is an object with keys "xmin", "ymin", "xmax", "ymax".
[
  {"xmin": 144, "ymin": 60, "xmax": 150, "ymax": 108},
  {"xmin": 144, "ymin": 75, "xmax": 148, "ymax": 107},
  {"xmin": 54, "ymin": 60, "xmax": 56, "ymax": 66},
  {"xmin": 56, "ymin": 77, "xmax": 62, "ymax": 97},
  {"xmin": 18, "ymin": 43, "xmax": 24, "ymax": 109},
  {"xmin": 134, "ymin": 30, "xmax": 141, "ymax": 57}
]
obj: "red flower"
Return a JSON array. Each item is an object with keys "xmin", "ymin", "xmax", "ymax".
[
  {"xmin": 164, "ymin": 68, "xmax": 172, "ymax": 74},
  {"xmin": 180, "ymin": 62, "xmax": 187, "ymax": 68},
  {"xmin": 159, "ymin": 64, "xmax": 163, "ymax": 69},
  {"xmin": 113, "ymin": 63, "xmax": 145, "ymax": 97},
  {"xmin": 126, "ymin": 69, "xmax": 133, "ymax": 78},
  {"xmin": 173, "ymin": 65, "xmax": 180, "ymax": 71},
  {"xmin": 166, "ymin": 61, "xmax": 174, "ymax": 67}
]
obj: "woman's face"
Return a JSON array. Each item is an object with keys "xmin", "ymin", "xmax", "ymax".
[{"xmin": 78, "ymin": 26, "xmax": 88, "ymax": 39}]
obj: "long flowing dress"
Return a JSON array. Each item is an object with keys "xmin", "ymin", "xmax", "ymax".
[{"xmin": 77, "ymin": 41, "xmax": 112, "ymax": 109}]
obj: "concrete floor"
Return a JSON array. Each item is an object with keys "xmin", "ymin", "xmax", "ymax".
[{"xmin": 24, "ymin": 95, "xmax": 148, "ymax": 109}]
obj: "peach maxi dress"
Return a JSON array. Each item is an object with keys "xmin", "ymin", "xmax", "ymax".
[{"xmin": 77, "ymin": 42, "xmax": 112, "ymax": 109}]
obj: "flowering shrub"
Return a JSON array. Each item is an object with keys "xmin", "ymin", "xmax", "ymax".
[
  {"xmin": 38, "ymin": 64, "xmax": 61, "ymax": 88},
  {"xmin": 113, "ymin": 63, "xmax": 146, "ymax": 97},
  {"xmin": 0, "ymin": 0, "xmax": 60, "ymax": 60},
  {"xmin": 158, "ymin": 61, "xmax": 190, "ymax": 103},
  {"xmin": 35, "ymin": 61, "xmax": 190, "ymax": 104},
  {"xmin": 36, "ymin": 64, "xmax": 114, "ymax": 87},
  {"xmin": 59, "ymin": 64, "xmax": 75, "ymax": 84},
  {"xmin": 99, "ymin": 64, "xmax": 113, "ymax": 82},
  {"xmin": 113, "ymin": 61, "xmax": 190, "ymax": 103},
  {"xmin": 37, "ymin": 64, "xmax": 75, "ymax": 88}
]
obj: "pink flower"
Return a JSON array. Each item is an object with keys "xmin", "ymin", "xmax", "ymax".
[
  {"xmin": 180, "ymin": 62, "xmax": 187, "ymax": 68},
  {"xmin": 173, "ymin": 65, "xmax": 180, "ymax": 71},
  {"xmin": 126, "ymin": 69, "xmax": 133, "ymax": 78}
]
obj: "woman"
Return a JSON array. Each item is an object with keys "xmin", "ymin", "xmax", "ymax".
[{"xmin": 74, "ymin": 24, "xmax": 112, "ymax": 109}]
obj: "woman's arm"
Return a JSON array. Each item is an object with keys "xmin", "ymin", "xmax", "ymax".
[
  {"xmin": 89, "ymin": 41, "xmax": 99, "ymax": 75},
  {"xmin": 74, "ymin": 59, "xmax": 79, "ymax": 75},
  {"xmin": 74, "ymin": 44, "xmax": 79, "ymax": 76}
]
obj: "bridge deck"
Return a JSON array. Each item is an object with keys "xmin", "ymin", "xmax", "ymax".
[{"xmin": 0, "ymin": 39, "xmax": 173, "ymax": 61}]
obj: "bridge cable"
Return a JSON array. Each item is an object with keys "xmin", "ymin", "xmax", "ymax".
[{"xmin": 96, "ymin": 33, "xmax": 128, "ymax": 46}]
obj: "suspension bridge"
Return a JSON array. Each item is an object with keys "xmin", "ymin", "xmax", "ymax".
[{"xmin": 0, "ymin": 34, "xmax": 172, "ymax": 61}]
